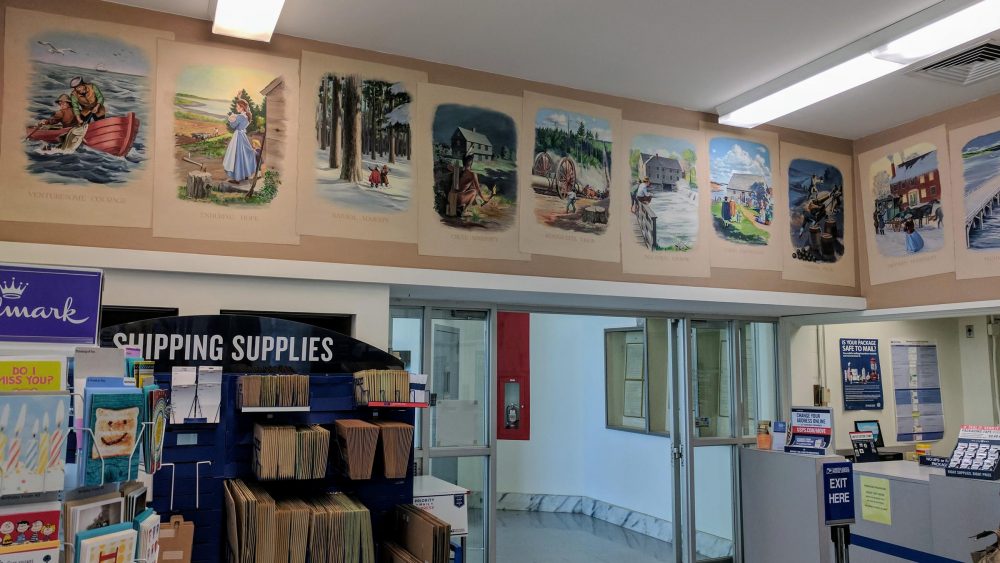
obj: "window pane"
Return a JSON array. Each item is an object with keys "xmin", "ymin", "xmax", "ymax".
[
  {"xmin": 646, "ymin": 318, "xmax": 675, "ymax": 435},
  {"xmin": 390, "ymin": 307, "xmax": 423, "ymax": 447},
  {"xmin": 605, "ymin": 326, "xmax": 646, "ymax": 431},
  {"xmin": 742, "ymin": 322, "xmax": 777, "ymax": 437},
  {"xmin": 430, "ymin": 309, "xmax": 489, "ymax": 447},
  {"xmin": 429, "ymin": 456, "xmax": 488, "ymax": 563},
  {"xmin": 691, "ymin": 321, "xmax": 733, "ymax": 439},
  {"xmin": 693, "ymin": 446, "xmax": 736, "ymax": 560}
]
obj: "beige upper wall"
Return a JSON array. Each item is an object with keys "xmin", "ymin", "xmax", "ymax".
[
  {"xmin": 853, "ymin": 91, "xmax": 1000, "ymax": 310},
  {"xmin": 0, "ymin": 0, "xmax": 861, "ymax": 299}
]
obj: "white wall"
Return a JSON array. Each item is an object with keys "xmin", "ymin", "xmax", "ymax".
[
  {"xmin": 498, "ymin": 314, "xmax": 674, "ymax": 522},
  {"xmin": 959, "ymin": 316, "xmax": 995, "ymax": 425},
  {"xmin": 102, "ymin": 268, "xmax": 390, "ymax": 348},
  {"xmin": 790, "ymin": 318, "xmax": 978, "ymax": 456}
]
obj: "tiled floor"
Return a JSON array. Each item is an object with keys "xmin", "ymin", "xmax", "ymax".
[{"xmin": 496, "ymin": 510, "xmax": 676, "ymax": 563}]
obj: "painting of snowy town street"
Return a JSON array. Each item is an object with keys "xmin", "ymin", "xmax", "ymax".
[
  {"xmin": 313, "ymin": 72, "xmax": 414, "ymax": 214},
  {"xmin": 627, "ymin": 134, "xmax": 699, "ymax": 251},
  {"xmin": 868, "ymin": 143, "xmax": 945, "ymax": 257},
  {"xmin": 709, "ymin": 137, "xmax": 774, "ymax": 246},
  {"xmin": 788, "ymin": 159, "xmax": 845, "ymax": 263},
  {"xmin": 530, "ymin": 107, "xmax": 612, "ymax": 235}
]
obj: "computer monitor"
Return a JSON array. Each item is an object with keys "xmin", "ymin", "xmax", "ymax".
[{"xmin": 854, "ymin": 420, "xmax": 885, "ymax": 448}]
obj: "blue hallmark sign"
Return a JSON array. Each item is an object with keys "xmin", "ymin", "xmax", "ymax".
[
  {"xmin": 0, "ymin": 263, "xmax": 103, "ymax": 345},
  {"xmin": 823, "ymin": 462, "xmax": 855, "ymax": 526}
]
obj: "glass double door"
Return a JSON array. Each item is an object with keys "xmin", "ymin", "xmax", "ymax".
[{"xmin": 671, "ymin": 319, "xmax": 778, "ymax": 563}]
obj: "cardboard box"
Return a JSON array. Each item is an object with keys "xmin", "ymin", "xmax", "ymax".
[{"xmin": 412, "ymin": 475, "xmax": 469, "ymax": 536}]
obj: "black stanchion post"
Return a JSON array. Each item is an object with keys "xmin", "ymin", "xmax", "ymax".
[{"xmin": 831, "ymin": 524, "xmax": 851, "ymax": 563}]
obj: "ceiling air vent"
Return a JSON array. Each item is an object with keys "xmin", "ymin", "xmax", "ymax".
[{"xmin": 914, "ymin": 41, "xmax": 1000, "ymax": 85}]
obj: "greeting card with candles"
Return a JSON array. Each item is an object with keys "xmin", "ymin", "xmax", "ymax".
[{"xmin": 0, "ymin": 393, "xmax": 70, "ymax": 497}]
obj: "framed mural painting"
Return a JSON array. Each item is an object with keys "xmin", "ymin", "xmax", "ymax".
[
  {"xmin": 780, "ymin": 143, "xmax": 856, "ymax": 287},
  {"xmin": 948, "ymin": 115, "xmax": 1000, "ymax": 279},
  {"xmin": 0, "ymin": 8, "xmax": 172, "ymax": 228},
  {"xmin": 857, "ymin": 126, "xmax": 955, "ymax": 285},
  {"xmin": 703, "ymin": 125, "xmax": 785, "ymax": 271},
  {"xmin": 415, "ymin": 83, "xmax": 528, "ymax": 260},
  {"xmin": 618, "ymin": 121, "xmax": 711, "ymax": 277},
  {"xmin": 297, "ymin": 51, "xmax": 426, "ymax": 242},
  {"xmin": 152, "ymin": 40, "xmax": 300, "ymax": 244},
  {"xmin": 518, "ymin": 92, "xmax": 622, "ymax": 262}
]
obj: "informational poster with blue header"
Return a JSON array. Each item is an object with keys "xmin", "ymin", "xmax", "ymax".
[
  {"xmin": 892, "ymin": 340, "xmax": 945, "ymax": 442},
  {"xmin": 839, "ymin": 338, "xmax": 884, "ymax": 410}
]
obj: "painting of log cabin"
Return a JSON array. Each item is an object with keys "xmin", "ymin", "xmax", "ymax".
[
  {"xmin": 961, "ymin": 129, "xmax": 1000, "ymax": 250},
  {"xmin": 788, "ymin": 159, "xmax": 845, "ymax": 263},
  {"xmin": 22, "ymin": 30, "xmax": 151, "ymax": 185},
  {"xmin": 431, "ymin": 103, "xmax": 517, "ymax": 230},
  {"xmin": 312, "ymin": 73, "xmax": 414, "ymax": 214},
  {"xmin": 173, "ymin": 65, "xmax": 287, "ymax": 206},
  {"xmin": 868, "ymin": 143, "xmax": 944, "ymax": 256},
  {"xmin": 628, "ymin": 134, "xmax": 699, "ymax": 251},
  {"xmin": 531, "ymin": 108, "xmax": 612, "ymax": 234},
  {"xmin": 709, "ymin": 137, "xmax": 774, "ymax": 246}
]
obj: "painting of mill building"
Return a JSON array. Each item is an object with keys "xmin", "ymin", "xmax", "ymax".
[
  {"xmin": 788, "ymin": 158, "xmax": 845, "ymax": 263},
  {"xmin": 431, "ymin": 104, "xmax": 517, "ymax": 231},
  {"xmin": 627, "ymin": 134, "xmax": 699, "ymax": 251},
  {"xmin": 960, "ymin": 128, "xmax": 1000, "ymax": 250},
  {"xmin": 709, "ymin": 137, "xmax": 774, "ymax": 246},
  {"xmin": 869, "ymin": 144, "xmax": 945, "ymax": 257},
  {"xmin": 312, "ymin": 72, "xmax": 415, "ymax": 214}
]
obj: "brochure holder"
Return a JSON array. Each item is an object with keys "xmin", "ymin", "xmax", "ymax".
[
  {"xmin": 945, "ymin": 425, "xmax": 1000, "ymax": 480},
  {"xmin": 784, "ymin": 406, "xmax": 833, "ymax": 456}
]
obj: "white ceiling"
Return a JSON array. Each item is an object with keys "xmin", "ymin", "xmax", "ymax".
[{"xmin": 111, "ymin": 0, "xmax": 1000, "ymax": 140}]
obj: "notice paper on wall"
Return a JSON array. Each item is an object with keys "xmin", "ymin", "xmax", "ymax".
[
  {"xmin": 839, "ymin": 338, "xmax": 884, "ymax": 410},
  {"xmin": 860, "ymin": 475, "xmax": 891, "ymax": 525},
  {"xmin": 891, "ymin": 340, "xmax": 945, "ymax": 442}
]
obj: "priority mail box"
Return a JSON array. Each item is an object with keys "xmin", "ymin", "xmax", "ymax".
[{"xmin": 413, "ymin": 475, "xmax": 469, "ymax": 536}]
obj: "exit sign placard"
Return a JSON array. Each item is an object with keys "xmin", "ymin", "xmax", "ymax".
[{"xmin": 823, "ymin": 461, "xmax": 855, "ymax": 526}]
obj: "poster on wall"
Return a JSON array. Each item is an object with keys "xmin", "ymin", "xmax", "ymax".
[
  {"xmin": 152, "ymin": 40, "xmax": 300, "ymax": 244},
  {"xmin": 618, "ymin": 121, "xmax": 711, "ymax": 277},
  {"xmin": 838, "ymin": 338, "xmax": 883, "ymax": 411},
  {"xmin": 0, "ymin": 8, "xmax": 172, "ymax": 228},
  {"xmin": 414, "ymin": 83, "xmax": 527, "ymax": 260},
  {"xmin": 948, "ymin": 115, "xmax": 1000, "ymax": 279},
  {"xmin": 857, "ymin": 126, "xmax": 955, "ymax": 285},
  {"xmin": 296, "ymin": 51, "xmax": 427, "ymax": 242},
  {"xmin": 518, "ymin": 92, "xmax": 622, "ymax": 262},
  {"xmin": 781, "ymin": 143, "xmax": 856, "ymax": 286},
  {"xmin": 891, "ymin": 340, "xmax": 944, "ymax": 442},
  {"xmin": 704, "ymin": 126, "xmax": 784, "ymax": 271}
]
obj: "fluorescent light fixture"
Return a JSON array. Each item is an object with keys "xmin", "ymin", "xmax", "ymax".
[
  {"xmin": 719, "ymin": 0, "xmax": 1000, "ymax": 128},
  {"xmin": 212, "ymin": 0, "xmax": 286, "ymax": 42},
  {"xmin": 719, "ymin": 54, "xmax": 902, "ymax": 128},
  {"xmin": 871, "ymin": 0, "xmax": 1000, "ymax": 64}
]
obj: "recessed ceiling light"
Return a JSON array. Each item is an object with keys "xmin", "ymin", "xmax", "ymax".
[
  {"xmin": 212, "ymin": 0, "xmax": 286, "ymax": 42},
  {"xmin": 719, "ymin": 0, "xmax": 1000, "ymax": 128}
]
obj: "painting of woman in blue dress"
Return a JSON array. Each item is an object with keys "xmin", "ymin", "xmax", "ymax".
[
  {"xmin": 904, "ymin": 219, "xmax": 924, "ymax": 253},
  {"xmin": 223, "ymin": 98, "xmax": 257, "ymax": 183}
]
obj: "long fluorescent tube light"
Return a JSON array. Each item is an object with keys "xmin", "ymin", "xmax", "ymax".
[
  {"xmin": 212, "ymin": 0, "xmax": 286, "ymax": 42},
  {"xmin": 719, "ymin": 0, "xmax": 1000, "ymax": 128}
]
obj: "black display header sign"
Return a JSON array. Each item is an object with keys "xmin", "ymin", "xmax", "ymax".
[{"xmin": 100, "ymin": 314, "xmax": 402, "ymax": 374}]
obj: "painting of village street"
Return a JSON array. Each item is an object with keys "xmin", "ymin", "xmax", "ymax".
[
  {"xmin": 531, "ymin": 108, "xmax": 612, "ymax": 234},
  {"xmin": 627, "ymin": 134, "xmax": 698, "ymax": 251},
  {"xmin": 788, "ymin": 159, "xmax": 845, "ymax": 263},
  {"xmin": 312, "ymin": 72, "xmax": 414, "ymax": 214},
  {"xmin": 709, "ymin": 137, "xmax": 774, "ymax": 245},
  {"xmin": 869, "ymin": 143, "xmax": 944, "ymax": 257},
  {"xmin": 23, "ymin": 30, "xmax": 150, "ymax": 185},
  {"xmin": 960, "ymin": 129, "xmax": 1000, "ymax": 250},
  {"xmin": 431, "ymin": 103, "xmax": 517, "ymax": 230},
  {"xmin": 173, "ymin": 65, "xmax": 287, "ymax": 206}
]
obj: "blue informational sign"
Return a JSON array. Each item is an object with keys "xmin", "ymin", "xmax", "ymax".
[
  {"xmin": 0, "ymin": 263, "xmax": 103, "ymax": 345},
  {"xmin": 823, "ymin": 462, "xmax": 855, "ymax": 526},
  {"xmin": 839, "ymin": 338, "xmax": 884, "ymax": 410}
]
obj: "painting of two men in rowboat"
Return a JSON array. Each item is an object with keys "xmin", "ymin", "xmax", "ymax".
[
  {"xmin": 431, "ymin": 104, "xmax": 518, "ymax": 231},
  {"xmin": 24, "ymin": 30, "xmax": 149, "ymax": 184}
]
